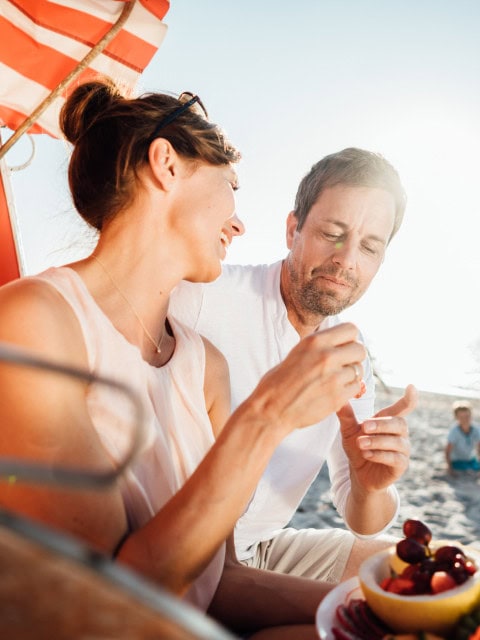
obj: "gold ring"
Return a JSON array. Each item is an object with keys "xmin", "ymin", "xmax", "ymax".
[{"xmin": 350, "ymin": 363, "xmax": 361, "ymax": 382}]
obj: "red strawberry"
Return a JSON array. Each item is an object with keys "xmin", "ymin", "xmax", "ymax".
[
  {"xmin": 385, "ymin": 576, "xmax": 416, "ymax": 594},
  {"xmin": 380, "ymin": 576, "xmax": 393, "ymax": 590}
]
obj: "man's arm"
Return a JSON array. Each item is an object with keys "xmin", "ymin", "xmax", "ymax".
[{"xmin": 336, "ymin": 384, "xmax": 417, "ymax": 535}]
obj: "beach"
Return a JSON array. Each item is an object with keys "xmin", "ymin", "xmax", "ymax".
[{"xmin": 291, "ymin": 385, "xmax": 480, "ymax": 545}]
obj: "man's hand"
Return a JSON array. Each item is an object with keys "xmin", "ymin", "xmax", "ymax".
[{"xmin": 337, "ymin": 384, "xmax": 417, "ymax": 492}]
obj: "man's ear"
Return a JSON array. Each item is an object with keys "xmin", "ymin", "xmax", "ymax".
[
  {"xmin": 286, "ymin": 211, "xmax": 298, "ymax": 249},
  {"xmin": 148, "ymin": 138, "xmax": 178, "ymax": 190}
]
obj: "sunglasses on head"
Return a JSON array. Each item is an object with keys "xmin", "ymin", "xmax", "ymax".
[{"xmin": 152, "ymin": 92, "xmax": 208, "ymax": 139}]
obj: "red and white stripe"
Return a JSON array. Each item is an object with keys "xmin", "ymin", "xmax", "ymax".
[
  {"xmin": 0, "ymin": 0, "xmax": 170, "ymax": 285},
  {"xmin": 0, "ymin": 0, "xmax": 170, "ymax": 138}
]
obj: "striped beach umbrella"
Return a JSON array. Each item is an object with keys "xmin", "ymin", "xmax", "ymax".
[{"xmin": 0, "ymin": 0, "xmax": 170, "ymax": 285}]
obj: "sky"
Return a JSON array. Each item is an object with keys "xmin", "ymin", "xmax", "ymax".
[{"xmin": 4, "ymin": 0, "xmax": 480, "ymax": 396}]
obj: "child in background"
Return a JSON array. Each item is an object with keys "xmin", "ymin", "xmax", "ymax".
[{"xmin": 445, "ymin": 401, "xmax": 480, "ymax": 475}]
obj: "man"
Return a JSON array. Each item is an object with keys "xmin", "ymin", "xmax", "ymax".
[{"xmin": 170, "ymin": 147, "xmax": 417, "ymax": 584}]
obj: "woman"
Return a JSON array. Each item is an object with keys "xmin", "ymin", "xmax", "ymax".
[{"xmin": 0, "ymin": 80, "xmax": 367, "ymax": 638}]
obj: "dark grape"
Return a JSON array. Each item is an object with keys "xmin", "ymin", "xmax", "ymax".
[
  {"xmin": 434, "ymin": 545, "xmax": 465, "ymax": 565},
  {"xmin": 396, "ymin": 537, "xmax": 427, "ymax": 564},
  {"xmin": 419, "ymin": 557, "xmax": 438, "ymax": 576},
  {"xmin": 402, "ymin": 519, "xmax": 432, "ymax": 545}
]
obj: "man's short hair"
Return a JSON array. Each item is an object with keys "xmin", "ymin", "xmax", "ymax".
[{"xmin": 293, "ymin": 147, "xmax": 407, "ymax": 239}]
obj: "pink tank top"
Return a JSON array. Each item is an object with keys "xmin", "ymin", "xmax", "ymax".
[{"xmin": 33, "ymin": 267, "xmax": 225, "ymax": 610}]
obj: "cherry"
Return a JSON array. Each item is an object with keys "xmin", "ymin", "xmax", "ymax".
[
  {"xmin": 402, "ymin": 519, "xmax": 432, "ymax": 545},
  {"xmin": 396, "ymin": 537, "xmax": 427, "ymax": 564},
  {"xmin": 434, "ymin": 545, "xmax": 465, "ymax": 565},
  {"xmin": 381, "ymin": 519, "xmax": 478, "ymax": 597}
]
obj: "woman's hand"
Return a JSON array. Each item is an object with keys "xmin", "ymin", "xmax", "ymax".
[{"xmin": 248, "ymin": 322, "xmax": 366, "ymax": 437}]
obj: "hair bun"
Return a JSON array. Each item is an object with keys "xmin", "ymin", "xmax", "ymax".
[{"xmin": 60, "ymin": 79, "xmax": 123, "ymax": 144}]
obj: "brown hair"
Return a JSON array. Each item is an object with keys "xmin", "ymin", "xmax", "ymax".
[
  {"xmin": 59, "ymin": 79, "xmax": 241, "ymax": 231},
  {"xmin": 293, "ymin": 147, "xmax": 406, "ymax": 239}
]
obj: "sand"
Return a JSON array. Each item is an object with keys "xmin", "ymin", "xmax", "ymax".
[{"xmin": 290, "ymin": 385, "xmax": 480, "ymax": 545}]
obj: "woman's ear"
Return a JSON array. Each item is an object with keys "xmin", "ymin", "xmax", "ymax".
[{"xmin": 148, "ymin": 138, "xmax": 178, "ymax": 190}]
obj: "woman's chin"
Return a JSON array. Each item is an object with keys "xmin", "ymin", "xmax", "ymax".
[{"xmin": 186, "ymin": 264, "xmax": 222, "ymax": 284}]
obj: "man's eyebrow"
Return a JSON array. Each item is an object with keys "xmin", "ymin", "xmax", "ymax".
[{"xmin": 320, "ymin": 219, "xmax": 387, "ymax": 244}]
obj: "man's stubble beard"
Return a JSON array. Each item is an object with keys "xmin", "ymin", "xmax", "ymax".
[
  {"xmin": 296, "ymin": 281, "xmax": 353, "ymax": 316},
  {"xmin": 287, "ymin": 263, "xmax": 360, "ymax": 318}
]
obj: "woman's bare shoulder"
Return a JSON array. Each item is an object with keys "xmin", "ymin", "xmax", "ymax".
[{"xmin": 0, "ymin": 276, "xmax": 86, "ymax": 366}]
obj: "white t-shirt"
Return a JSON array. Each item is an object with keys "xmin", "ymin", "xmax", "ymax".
[{"xmin": 170, "ymin": 261, "xmax": 399, "ymax": 560}]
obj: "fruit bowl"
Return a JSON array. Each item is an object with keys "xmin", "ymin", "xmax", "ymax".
[{"xmin": 358, "ymin": 545, "xmax": 480, "ymax": 635}]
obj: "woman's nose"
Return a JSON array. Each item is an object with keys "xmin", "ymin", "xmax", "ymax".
[{"xmin": 230, "ymin": 213, "xmax": 245, "ymax": 237}]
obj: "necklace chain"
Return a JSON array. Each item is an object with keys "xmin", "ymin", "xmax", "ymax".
[{"xmin": 92, "ymin": 255, "xmax": 165, "ymax": 354}]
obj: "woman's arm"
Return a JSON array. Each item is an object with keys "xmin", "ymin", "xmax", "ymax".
[
  {"xmin": 202, "ymin": 336, "xmax": 231, "ymax": 438},
  {"xmin": 0, "ymin": 280, "xmax": 365, "ymax": 596},
  {"xmin": 119, "ymin": 323, "xmax": 367, "ymax": 592}
]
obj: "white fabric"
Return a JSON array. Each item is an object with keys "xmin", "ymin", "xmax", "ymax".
[
  {"xmin": 170, "ymin": 261, "xmax": 400, "ymax": 561},
  {"xmin": 241, "ymin": 527, "xmax": 355, "ymax": 584},
  {"xmin": 33, "ymin": 267, "xmax": 224, "ymax": 611}
]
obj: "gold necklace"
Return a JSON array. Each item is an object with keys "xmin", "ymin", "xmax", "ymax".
[{"xmin": 92, "ymin": 255, "xmax": 166, "ymax": 354}]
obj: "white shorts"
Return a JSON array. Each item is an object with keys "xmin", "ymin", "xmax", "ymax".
[{"xmin": 240, "ymin": 527, "xmax": 355, "ymax": 584}]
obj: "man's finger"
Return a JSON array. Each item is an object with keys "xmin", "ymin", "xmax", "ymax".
[
  {"xmin": 337, "ymin": 402, "xmax": 357, "ymax": 423},
  {"xmin": 374, "ymin": 384, "xmax": 418, "ymax": 419},
  {"xmin": 337, "ymin": 402, "xmax": 361, "ymax": 439}
]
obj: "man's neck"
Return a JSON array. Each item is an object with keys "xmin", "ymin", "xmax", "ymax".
[{"xmin": 279, "ymin": 260, "xmax": 326, "ymax": 339}]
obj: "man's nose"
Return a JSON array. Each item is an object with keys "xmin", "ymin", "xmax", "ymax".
[{"xmin": 331, "ymin": 240, "xmax": 357, "ymax": 269}]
